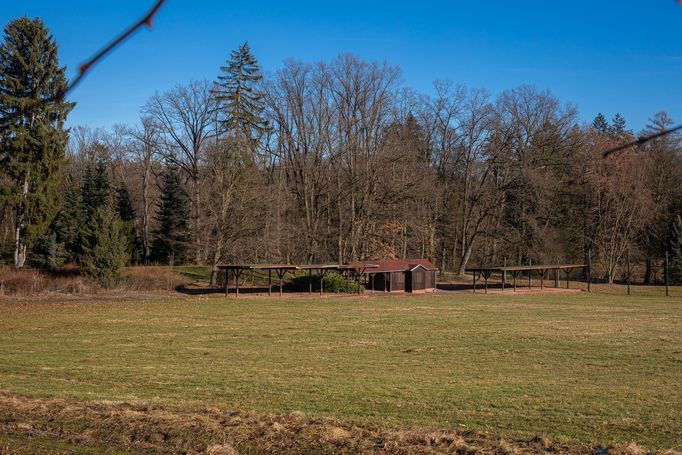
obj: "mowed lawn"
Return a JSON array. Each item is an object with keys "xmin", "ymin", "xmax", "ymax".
[{"xmin": 0, "ymin": 293, "xmax": 680, "ymax": 450}]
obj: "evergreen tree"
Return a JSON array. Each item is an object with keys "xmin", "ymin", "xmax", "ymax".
[
  {"xmin": 81, "ymin": 205, "xmax": 128, "ymax": 288},
  {"xmin": 592, "ymin": 113, "xmax": 610, "ymax": 135},
  {"xmin": 151, "ymin": 167, "xmax": 191, "ymax": 265},
  {"xmin": 670, "ymin": 215, "xmax": 682, "ymax": 284},
  {"xmin": 0, "ymin": 17, "xmax": 74, "ymax": 269},
  {"xmin": 114, "ymin": 182, "xmax": 141, "ymax": 263},
  {"xmin": 81, "ymin": 156, "xmax": 110, "ymax": 222},
  {"xmin": 213, "ymin": 42, "xmax": 267, "ymax": 143},
  {"xmin": 52, "ymin": 182, "xmax": 86, "ymax": 263},
  {"xmin": 611, "ymin": 113, "xmax": 628, "ymax": 137},
  {"xmin": 115, "ymin": 182, "xmax": 136, "ymax": 222}
]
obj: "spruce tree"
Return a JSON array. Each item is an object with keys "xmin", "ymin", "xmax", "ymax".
[
  {"xmin": 115, "ymin": 182, "xmax": 136, "ymax": 222},
  {"xmin": 81, "ymin": 205, "xmax": 128, "ymax": 288},
  {"xmin": 52, "ymin": 182, "xmax": 85, "ymax": 263},
  {"xmin": 670, "ymin": 215, "xmax": 682, "ymax": 284},
  {"xmin": 213, "ymin": 42, "xmax": 267, "ymax": 143},
  {"xmin": 592, "ymin": 113, "xmax": 610, "ymax": 135},
  {"xmin": 81, "ymin": 157, "xmax": 110, "ymax": 222},
  {"xmin": 0, "ymin": 17, "xmax": 74, "ymax": 268},
  {"xmin": 611, "ymin": 113, "xmax": 628, "ymax": 137},
  {"xmin": 151, "ymin": 166, "xmax": 191, "ymax": 265},
  {"xmin": 114, "ymin": 182, "xmax": 141, "ymax": 263}
]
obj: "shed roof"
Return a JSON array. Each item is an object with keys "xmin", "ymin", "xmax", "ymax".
[{"xmin": 348, "ymin": 259, "xmax": 437, "ymax": 273}]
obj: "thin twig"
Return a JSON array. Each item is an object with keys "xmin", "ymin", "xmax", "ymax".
[
  {"xmin": 1, "ymin": 0, "xmax": 167, "ymax": 127},
  {"xmin": 62, "ymin": 0, "xmax": 167, "ymax": 99},
  {"xmin": 602, "ymin": 124, "xmax": 682, "ymax": 158}
]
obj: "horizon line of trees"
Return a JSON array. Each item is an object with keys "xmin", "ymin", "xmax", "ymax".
[{"xmin": 2, "ymin": 17, "xmax": 682, "ymax": 286}]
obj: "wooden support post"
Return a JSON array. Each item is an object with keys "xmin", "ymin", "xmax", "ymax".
[
  {"xmin": 371, "ymin": 273, "xmax": 375, "ymax": 293},
  {"xmin": 473, "ymin": 272, "xmax": 477, "ymax": 293},
  {"xmin": 513, "ymin": 272, "xmax": 517, "ymax": 292},
  {"xmin": 224, "ymin": 269, "xmax": 229, "ymax": 297},
  {"xmin": 502, "ymin": 258, "xmax": 506, "ymax": 292},
  {"xmin": 540, "ymin": 269, "xmax": 544, "ymax": 290},
  {"xmin": 555, "ymin": 266, "xmax": 559, "ymax": 288},
  {"xmin": 484, "ymin": 273, "xmax": 488, "ymax": 294},
  {"xmin": 235, "ymin": 269, "xmax": 240, "ymax": 298},
  {"xmin": 566, "ymin": 268, "xmax": 571, "ymax": 289},
  {"xmin": 275, "ymin": 269, "xmax": 286, "ymax": 297},
  {"xmin": 308, "ymin": 269, "xmax": 312, "ymax": 295}
]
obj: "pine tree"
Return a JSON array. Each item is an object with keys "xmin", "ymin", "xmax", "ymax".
[
  {"xmin": 670, "ymin": 215, "xmax": 682, "ymax": 284},
  {"xmin": 51, "ymin": 182, "xmax": 85, "ymax": 262},
  {"xmin": 592, "ymin": 113, "xmax": 610, "ymax": 135},
  {"xmin": 114, "ymin": 182, "xmax": 141, "ymax": 263},
  {"xmin": 81, "ymin": 205, "xmax": 128, "ymax": 288},
  {"xmin": 81, "ymin": 157, "xmax": 110, "ymax": 222},
  {"xmin": 213, "ymin": 42, "xmax": 267, "ymax": 143},
  {"xmin": 0, "ymin": 17, "xmax": 74, "ymax": 269},
  {"xmin": 611, "ymin": 113, "xmax": 628, "ymax": 137},
  {"xmin": 115, "ymin": 182, "xmax": 136, "ymax": 222},
  {"xmin": 151, "ymin": 167, "xmax": 191, "ymax": 265}
]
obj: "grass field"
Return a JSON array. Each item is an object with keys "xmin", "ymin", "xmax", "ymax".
[{"xmin": 1, "ymin": 291, "xmax": 681, "ymax": 453}]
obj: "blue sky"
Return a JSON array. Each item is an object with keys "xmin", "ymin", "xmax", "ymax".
[{"xmin": 3, "ymin": 1, "xmax": 682, "ymax": 131}]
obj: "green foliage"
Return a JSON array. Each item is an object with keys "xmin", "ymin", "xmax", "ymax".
[
  {"xmin": 611, "ymin": 113, "xmax": 628, "ymax": 137},
  {"xmin": 213, "ymin": 41, "xmax": 267, "ymax": 142},
  {"xmin": 670, "ymin": 215, "xmax": 682, "ymax": 284},
  {"xmin": 151, "ymin": 167, "xmax": 192, "ymax": 265},
  {"xmin": 81, "ymin": 206, "xmax": 128, "ymax": 288},
  {"xmin": 114, "ymin": 182, "xmax": 136, "ymax": 222},
  {"xmin": 0, "ymin": 17, "xmax": 74, "ymax": 267},
  {"xmin": 81, "ymin": 157, "xmax": 110, "ymax": 221},
  {"xmin": 286, "ymin": 271, "xmax": 364, "ymax": 294},
  {"xmin": 51, "ymin": 182, "xmax": 85, "ymax": 263},
  {"xmin": 31, "ymin": 231, "xmax": 66, "ymax": 271},
  {"xmin": 114, "ymin": 182, "xmax": 141, "ymax": 264},
  {"xmin": 592, "ymin": 113, "xmax": 609, "ymax": 135}
]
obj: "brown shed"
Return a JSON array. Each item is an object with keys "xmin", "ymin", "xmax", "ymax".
[{"xmin": 349, "ymin": 259, "xmax": 437, "ymax": 293}]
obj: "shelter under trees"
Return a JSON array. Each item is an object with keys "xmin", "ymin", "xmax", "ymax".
[{"xmin": 1, "ymin": 15, "xmax": 681, "ymax": 287}]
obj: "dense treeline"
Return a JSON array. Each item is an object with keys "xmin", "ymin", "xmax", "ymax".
[{"xmin": 1, "ymin": 18, "xmax": 682, "ymax": 285}]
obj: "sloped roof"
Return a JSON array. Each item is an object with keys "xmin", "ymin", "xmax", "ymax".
[{"xmin": 348, "ymin": 259, "xmax": 437, "ymax": 273}]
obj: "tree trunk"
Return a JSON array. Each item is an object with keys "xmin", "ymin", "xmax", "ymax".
[
  {"xmin": 457, "ymin": 241, "xmax": 474, "ymax": 276},
  {"xmin": 13, "ymin": 175, "xmax": 29, "ymax": 270},
  {"xmin": 644, "ymin": 256, "xmax": 652, "ymax": 284}
]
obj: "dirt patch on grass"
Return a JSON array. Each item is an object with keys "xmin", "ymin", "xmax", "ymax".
[{"xmin": 0, "ymin": 393, "xmax": 677, "ymax": 455}]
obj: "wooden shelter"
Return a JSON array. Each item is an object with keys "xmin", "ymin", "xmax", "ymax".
[
  {"xmin": 348, "ymin": 259, "xmax": 438, "ymax": 293},
  {"xmin": 465, "ymin": 263, "xmax": 589, "ymax": 293}
]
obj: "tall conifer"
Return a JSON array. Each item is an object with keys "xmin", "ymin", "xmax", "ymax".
[
  {"xmin": 151, "ymin": 166, "xmax": 191, "ymax": 265},
  {"xmin": 213, "ymin": 42, "xmax": 267, "ymax": 143},
  {"xmin": 0, "ymin": 17, "xmax": 74, "ymax": 268}
]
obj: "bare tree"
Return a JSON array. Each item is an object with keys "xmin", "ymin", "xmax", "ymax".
[{"xmin": 143, "ymin": 80, "xmax": 216, "ymax": 263}]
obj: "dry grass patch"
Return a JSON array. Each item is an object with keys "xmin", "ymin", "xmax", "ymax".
[{"xmin": 2, "ymin": 393, "xmax": 678, "ymax": 455}]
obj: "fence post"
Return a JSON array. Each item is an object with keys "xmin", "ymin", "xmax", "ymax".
[
  {"xmin": 502, "ymin": 257, "xmax": 506, "ymax": 292},
  {"xmin": 665, "ymin": 251, "xmax": 670, "ymax": 298}
]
